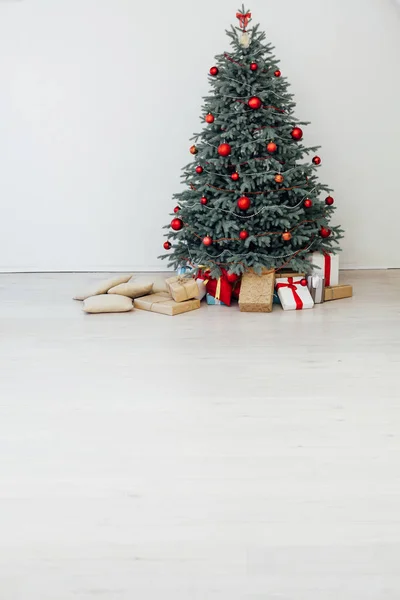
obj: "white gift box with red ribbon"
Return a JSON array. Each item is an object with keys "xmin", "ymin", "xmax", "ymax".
[
  {"xmin": 307, "ymin": 252, "xmax": 339, "ymax": 287},
  {"xmin": 276, "ymin": 277, "xmax": 314, "ymax": 311}
]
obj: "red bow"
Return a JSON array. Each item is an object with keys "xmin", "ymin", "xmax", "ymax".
[
  {"xmin": 236, "ymin": 11, "xmax": 251, "ymax": 30},
  {"xmin": 276, "ymin": 277, "xmax": 303, "ymax": 310}
]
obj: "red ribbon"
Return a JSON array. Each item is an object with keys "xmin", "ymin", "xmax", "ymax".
[
  {"xmin": 323, "ymin": 252, "xmax": 331, "ymax": 287},
  {"xmin": 236, "ymin": 11, "xmax": 251, "ymax": 30},
  {"xmin": 276, "ymin": 277, "xmax": 303, "ymax": 310}
]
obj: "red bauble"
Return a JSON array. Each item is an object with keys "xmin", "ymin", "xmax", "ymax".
[
  {"xmin": 205, "ymin": 113, "xmax": 215, "ymax": 124},
  {"xmin": 250, "ymin": 62, "xmax": 258, "ymax": 71},
  {"xmin": 282, "ymin": 231, "xmax": 292, "ymax": 241},
  {"xmin": 202, "ymin": 236, "xmax": 213, "ymax": 246},
  {"xmin": 303, "ymin": 198, "xmax": 313, "ymax": 208},
  {"xmin": 226, "ymin": 271, "xmax": 240, "ymax": 283},
  {"xmin": 189, "ymin": 145, "xmax": 198, "ymax": 155},
  {"xmin": 320, "ymin": 227, "xmax": 331, "ymax": 238},
  {"xmin": 163, "ymin": 241, "xmax": 171, "ymax": 250},
  {"xmin": 170, "ymin": 218, "xmax": 183, "ymax": 231},
  {"xmin": 312, "ymin": 156, "xmax": 321, "ymax": 165},
  {"xmin": 274, "ymin": 173, "xmax": 284, "ymax": 184},
  {"xmin": 274, "ymin": 69, "xmax": 281, "ymax": 77},
  {"xmin": 237, "ymin": 196, "xmax": 251, "ymax": 211},
  {"xmin": 173, "ymin": 206, "xmax": 180, "ymax": 213},
  {"xmin": 218, "ymin": 143, "xmax": 232, "ymax": 157},
  {"xmin": 325, "ymin": 196, "xmax": 334, "ymax": 206},
  {"xmin": 266, "ymin": 141, "xmax": 278, "ymax": 153},
  {"xmin": 209, "ymin": 66, "xmax": 219, "ymax": 76},
  {"xmin": 231, "ymin": 172, "xmax": 240, "ymax": 181},
  {"xmin": 239, "ymin": 230, "xmax": 249, "ymax": 240},
  {"xmin": 300, "ymin": 278, "xmax": 308, "ymax": 287},
  {"xmin": 248, "ymin": 96, "xmax": 262, "ymax": 110},
  {"xmin": 195, "ymin": 165, "xmax": 203, "ymax": 174},
  {"xmin": 200, "ymin": 196, "xmax": 208, "ymax": 205},
  {"xmin": 291, "ymin": 127, "xmax": 303, "ymax": 141}
]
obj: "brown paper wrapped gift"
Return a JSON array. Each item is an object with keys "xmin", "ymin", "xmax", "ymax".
[
  {"xmin": 324, "ymin": 284, "xmax": 353, "ymax": 302},
  {"xmin": 165, "ymin": 276, "xmax": 199, "ymax": 303},
  {"xmin": 134, "ymin": 293, "xmax": 200, "ymax": 316},
  {"xmin": 239, "ymin": 269, "xmax": 275, "ymax": 313},
  {"xmin": 275, "ymin": 271, "xmax": 305, "ymax": 279}
]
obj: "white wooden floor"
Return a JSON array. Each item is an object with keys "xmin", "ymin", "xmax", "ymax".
[{"xmin": 0, "ymin": 270, "xmax": 399, "ymax": 600}]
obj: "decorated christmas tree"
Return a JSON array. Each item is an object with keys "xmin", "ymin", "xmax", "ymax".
[{"xmin": 160, "ymin": 6, "xmax": 343, "ymax": 278}]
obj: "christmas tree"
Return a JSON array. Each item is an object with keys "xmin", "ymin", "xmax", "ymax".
[{"xmin": 160, "ymin": 7, "xmax": 343, "ymax": 278}]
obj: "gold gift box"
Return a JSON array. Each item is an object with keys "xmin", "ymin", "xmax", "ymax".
[
  {"xmin": 165, "ymin": 276, "xmax": 198, "ymax": 303},
  {"xmin": 239, "ymin": 269, "xmax": 275, "ymax": 313},
  {"xmin": 324, "ymin": 284, "xmax": 353, "ymax": 302},
  {"xmin": 134, "ymin": 293, "xmax": 200, "ymax": 316}
]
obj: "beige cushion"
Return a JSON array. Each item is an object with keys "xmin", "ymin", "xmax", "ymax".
[
  {"xmin": 73, "ymin": 275, "xmax": 132, "ymax": 301},
  {"xmin": 82, "ymin": 294, "xmax": 133, "ymax": 314},
  {"xmin": 108, "ymin": 281, "xmax": 153, "ymax": 299},
  {"xmin": 151, "ymin": 276, "xmax": 169, "ymax": 294}
]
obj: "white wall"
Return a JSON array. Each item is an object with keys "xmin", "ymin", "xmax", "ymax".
[{"xmin": 0, "ymin": 0, "xmax": 399, "ymax": 272}]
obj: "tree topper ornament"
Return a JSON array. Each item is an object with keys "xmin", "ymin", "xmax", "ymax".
[{"xmin": 236, "ymin": 8, "xmax": 251, "ymax": 48}]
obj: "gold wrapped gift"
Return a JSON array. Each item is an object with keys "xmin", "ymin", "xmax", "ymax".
[
  {"xmin": 134, "ymin": 293, "xmax": 200, "ymax": 316},
  {"xmin": 165, "ymin": 276, "xmax": 199, "ymax": 303},
  {"xmin": 239, "ymin": 269, "xmax": 275, "ymax": 313},
  {"xmin": 324, "ymin": 284, "xmax": 353, "ymax": 301}
]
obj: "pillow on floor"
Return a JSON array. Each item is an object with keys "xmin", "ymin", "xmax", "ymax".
[
  {"xmin": 151, "ymin": 276, "xmax": 169, "ymax": 294},
  {"xmin": 108, "ymin": 280, "xmax": 153, "ymax": 299},
  {"xmin": 82, "ymin": 294, "xmax": 133, "ymax": 314},
  {"xmin": 73, "ymin": 275, "xmax": 132, "ymax": 301}
]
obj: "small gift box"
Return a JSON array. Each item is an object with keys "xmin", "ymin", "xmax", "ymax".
[
  {"xmin": 165, "ymin": 275, "xmax": 199, "ymax": 303},
  {"xmin": 177, "ymin": 267, "xmax": 206, "ymax": 300},
  {"xmin": 324, "ymin": 284, "xmax": 353, "ymax": 302},
  {"xmin": 308, "ymin": 252, "xmax": 339, "ymax": 287},
  {"xmin": 206, "ymin": 269, "xmax": 233, "ymax": 306},
  {"xmin": 206, "ymin": 293, "xmax": 227, "ymax": 306},
  {"xmin": 276, "ymin": 277, "xmax": 314, "ymax": 311},
  {"xmin": 239, "ymin": 269, "xmax": 275, "ymax": 312},
  {"xmin": 307, "ymin": 275, "xmax": 325, "ymax": 304},
  {"xmin": 134, "ymin": 293, "xmax": 200, "ymax": 316}
]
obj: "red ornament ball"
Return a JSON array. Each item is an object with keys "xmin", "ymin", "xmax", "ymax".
[
  {"xmin": 200, "ymin": 196, "xmax": 208, "ymax": 205},
  {"xmin": 195, "ymin": 165, "xmax": 203, "ymax": 174},
  {"xmin": 226, "ymin": 271, "xmax": 240, "ymax": 283},
  {"xmin": 205, "ymin": 113, "xmax": 215, "ymax": 124},
  {"xmin": 250, "ymin": 62, "xmax": 258, "ymax": 71},
  {"xmin": 231, "ymin": 172, "xmax": 240, "ymax": 181},
  {"xmin": 163, "ymin": 241, "xmax": 171, "ymax": 250},
  {"xmin": 173, "ymin": 206, "xmax": 180, "ymax": 213},
  {"xmin": 325, "ymin": 196, "xmax": 334, "ymax": 206},
  {"xmin": 303, "ymin": 198, "xmax": 313, "ymax": 208},
  {"xmin": 218, "ymin": 143, "xmax": 232, "ymax": 157},
  {"xmin": 202, "ymin": 236, "xmax": 213, "ymax": 247},
  {"xmin": 320, "ymin": 227, "xmax": 331, "ymax": 238},
  {"xmin": 209, "ymin": 66, "xmax": 219, "ymax": 76},
  {"xmin": 248, "ymin": 96, "xmax": 262, "ymax": 110},
  {"xmin": 300, "ymin": 278, "xmax": 308, "ymax": 287},
  {"xmin": 237, "ymin": 196, "xmax": 251, "ymax": 211},
  {"xmin": 312, "ymin": 156, "xmax": 321, "ymax": 165},
  {"xmin": 239, "ymin": 230, "xmax": 249, "ymax": 240},
  {"xmin": 170, "ymin": 218, "xmax": 183, "ymax": 231},
  {"xmin": 266, "ymin": 141, "xmax": 278, "ymax": 153},
  {"xmin": 274, "ymin": 69, "xmax": 281, "ymax": 77},
  {"xmin": 282, "ymin": 231, "xmax": 292, "ymax": 241},
  {"xmin": 189, "ymin": 145, "xmax": 198, "ymax": 155},
  {"xmin": 291, "ymin": 127, "xmax": 303, "ymax": 141},
  {"xmin": 274, "ymin": 173, "xmax": 284, "ymax": 184}
]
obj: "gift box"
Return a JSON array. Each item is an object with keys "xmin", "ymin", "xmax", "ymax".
[
  {"xmin": 275, "ymin": 271, "xmax": 305, "ymax": 279},
  {"xmin": 206, "ymin": 293, "xmax": 227, "ymax": 306},
  {"xmin": 324, "ymin": 284, "xmax": 353, "ymax": 302},
  {"xmin": 307, "ymin": 275, "xmax": 325, "ymax": 304},
  {"xmin": 273, "ymin": 291, "xmax": 281, "ymax": 305},
  {"xmin": 165, "ymin": 275, "xmax": 199, "ymax": 303},
  {"xmin": 308, "ymin": 252, "xmax": 339, "ymax": 287},
  {"xmin": 239, "ymin": 269, "xmax": 275, "ymax": 312},
  {"xmin": 134, "ymin": 293, "xmax": 200, "ymax": 316},
  {"xmin": 276, "ymin": 277, "xmax": 314, "ymax": 311},
  {"xmin": 206, "ymin": 269, "xmax": 233, "ymax": 306},
  {"xmin": 177, "ymin": 267, "xmax": 207, "ymax": 300}
]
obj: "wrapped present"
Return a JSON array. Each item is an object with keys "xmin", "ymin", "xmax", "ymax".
[
  {"xmin": 239, "ymin": 269, "xmax": 275, "ymax": 312},
  {"xmin": 273, "ymin": 291, "xmax": 281, "ymax": 305},
  {"xmin": 165, "ymin": 275, "xmax": 198, "ymax": 303},
  {"xmin": 206, "ymin": 269, "xmax": 233, "ymax": 306},
  {"xmin": 308, "ymin": 252, "xmax": 339, "ymax": 287},
  {"xmin": 276, "ymin": 277, "xmax": 314, "ymax": 311},
  {"xmin": 134, "ymin": 293, "xmax": 200, "ymax": 316},
  {"xmin": 275, "ymin": 271, "xmax": 305, "ymax": 279},
  {"xmin": 307, "ymin": 275, "xmax": 325, "ymax": 304},
  {"xmin": 206, "ymin": 293, "xmax": 227, "ymax": 306},
  {"xmin": 177, "ymin": 266, "xmax": 207, "ymax": 300},
  {"xmin": 324, "ymin": 284, "xmax": 353, "ymax": 302}
]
